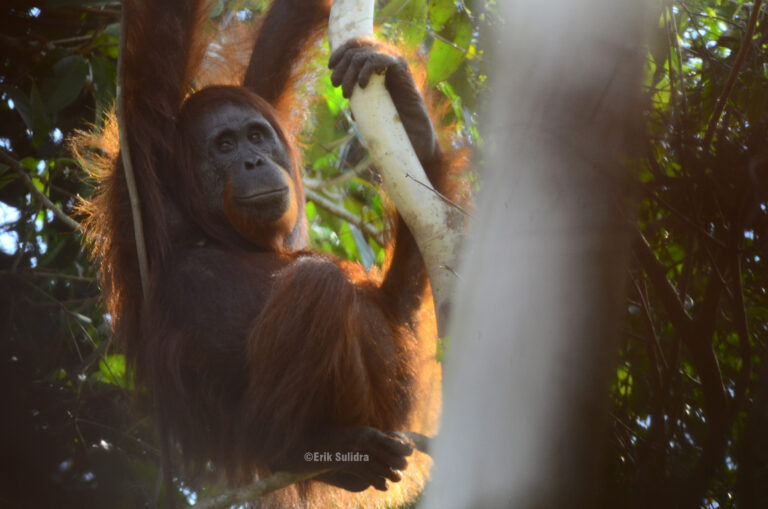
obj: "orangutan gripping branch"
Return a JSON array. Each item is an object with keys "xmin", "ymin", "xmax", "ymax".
[{"xmin": 79, "ymin": 0, "xmax": 463, "ymax": 506}]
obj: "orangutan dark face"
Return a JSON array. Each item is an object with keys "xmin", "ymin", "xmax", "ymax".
[{"xmin": 194, "ymin": 102, "xmax": 297, "ymax": 248}]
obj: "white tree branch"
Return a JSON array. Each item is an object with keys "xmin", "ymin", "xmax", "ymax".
[{"xmin": 328, "ymin": 0, "xmax": 463, "ymax": 331}]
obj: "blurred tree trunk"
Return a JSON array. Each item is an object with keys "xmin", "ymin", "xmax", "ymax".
[{"xmin": 422, "ymin": 1, "xmax": 648, "ymax": 507}]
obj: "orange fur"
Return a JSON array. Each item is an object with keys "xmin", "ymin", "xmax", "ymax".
[{"xmin": 76, "ymin": 1, "xmax": 464, "ymax": 507}]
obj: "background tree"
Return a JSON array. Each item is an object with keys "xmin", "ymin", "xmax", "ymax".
[
  {"xmin": 0, "ymin": 0, "xmax": 766, "ymax": 508},
  {"xmin": 610, "ymin": 1, "xmax": 768, "ymax": 508}
]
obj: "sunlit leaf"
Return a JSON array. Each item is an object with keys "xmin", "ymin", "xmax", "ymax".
[
  {"xmin": 429, "ymin": 0, "xmax": 456, "ymax": 31},
  {"xmin": 349, "ymin": 223, "xmax": 375, "ymax": 269},
  {"xmin": 96, "ymin": 354, "xmax": 129, "ymax": 389},
  {"xmin": 427, "ymin": 10, "xmax": 472, "ymax": 85}
]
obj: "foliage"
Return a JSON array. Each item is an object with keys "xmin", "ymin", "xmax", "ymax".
[
  {"xmin": 2, "ymin": 0, "xmax": 766, "ymax": 508},
  {"xmin": 609, "ymin": 1, "xmax": 768, "ymax": 508},
  {"xmin": 0, "ymin": 0, "xmax": 484, "ymax": 506}
]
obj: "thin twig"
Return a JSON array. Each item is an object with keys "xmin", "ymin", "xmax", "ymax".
[
  {"xmin": 406, "ymin": 173, "xmax": 471, "ymax": 217},
  {"xmin": 378, "ymin": 18, "xmax": 471, "ymax": 54},
  {"xmin": 306, "ymin": 155, "xmax": 372, "ymax": 190},
  {"xmin": 11, "ymin": 273, "xmax": 93, "ymax": 323},
  {"xmin": 680, "ymin": 1, "xmax": 742, "ymax": 28},
  {"xmin": 667, "ymin": 2, "xmax": 688, "ymax": 120},
  {"xmin": 192, "ymin": 470, "xmax": 329, "ymax": 509},
  {"xmin": 48, "ymin": 34, "xmax": 94, "ymax": 46},
  {"xmin": 703, "ymin": 0, "xmax": 763, "ymax": 148},
  {"xmin": 305, "ymin": 188, "xmax": 385, "ymax": 246},
  {"xmin": 0, "ymin": 149, "xmax": 81, "ymax": 231},
  {"xmin": 646, "ymin": 190, "xmax": 725, "ymax": 247},
  {"xmin": 729, "ymin": 250, "xmax": 752, "ymax": 419},
  {"xmin": 632, "ymin": 229, "xmax": 693, "ymax": 333},
  {"xmin": 116, "ymin": 3, "xmax": 150, "ymax": 298},
  {"xmin": 28, "ymin": 270, "xmax": 97, "ymax": 283}
]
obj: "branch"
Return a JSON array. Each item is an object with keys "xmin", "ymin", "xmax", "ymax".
[
  {"xmin": 646, "ymin": 189, "xmax": 725, "ymax": 247},
  {"xmin": 304, "ymin": 188, "xmax": 385, "ymax": 246},
  {"xmin": 192, "ymin": 471, "xmax": 327, "ymax": 509},
  {"xmin": 0, "ymin": 149, "xmax": 81, "ymax": 231},
  {"xmin": 735, "ymin": 343, "xmax": 768, "ymax": 506},
  {"xmin": 328, "ymin": 0, "xmax": 464, "ymax": 332},
  {"xmin": 29, "ymin": 270, "xmax": 97, "ymax": 283},
  {"xmin": 730, "ymin": 250, "xmax": 752, "ymax": 419},
  {"xmin": 694, "ymin": 246, "xmax": 728, "ymax": 342},
  {"xmin": 680, "ymin": 327, "xmax": 728, "ymax": 508},
  {"xmin": 632, "ymin": 278, "xmax": 666, "ymax": 390},
  {"xmin": 633, "ymin": 228, "xmax": 732, "ymax": 506},
  {"xmin": 666, "ymin": 3, "xmax": 688, "ymax": 122},
  {"xmin": 703, "ymin": 0, "xmax": 763, "ymax": 148},
  {"xmin": 192, "ymin": 432, "xmax": 432, "ymax": 509},
  {"xmin": 305, "ymin": 153, "xmax": 370, "ymax": 190},
  {"xmin": 635, "ymin": 227, "xmax": 730, "ymax": 506},
  {"xmin": 117, "ymin": 2, "xmax": 150, "ymax": 298},
  {"xmin": 632, "ymin": 229, "xmax": 693, "ymax": 333}
]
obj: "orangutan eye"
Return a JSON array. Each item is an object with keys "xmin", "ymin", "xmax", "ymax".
[
  {"xmin": 215, "ymin": 133, "xmax": 235, "ymax": 153},
  {"xmin": 247, "ymin": 127, "xmax": 263, "ymax": 144}
]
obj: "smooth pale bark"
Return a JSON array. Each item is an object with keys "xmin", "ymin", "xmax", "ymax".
[
  {"xmin": 328, "ymin": 0, "xmax": 464, "ymax": 331},
  {"xmin": 421, "ymin": 1, "xmax": 648, "ymax": 507}
]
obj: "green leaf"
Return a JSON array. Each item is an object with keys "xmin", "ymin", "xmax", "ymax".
[
  {"xmin": 378, "ymin": 0, "xmax": 428, "ymax": 47},
  {"xmin": 20, "ymin": 157, "xmax": 38, "ymax": 173},
  {"xmin": 427, "ymin": 11, "xmax": 473, "ymax": 85},
  {"xmin": 42, "ymin": 55, "xmax": 89, "ymax": 113},
  {"xmin": 616, "ymin": 366, "xmax": 634, "ymax": 397},
  {"xmin": 92, "ymin": 23, "xmax": 120, "ymax": 60},
  {"xmin": 305, "ymin": 200, "xmax": 318, "ymax": 221},
  {"xmin": 96, "ymin": 354, "xmax": 129, "ymax": 388},
  {"xmin": 320, "ymin": 72, "xmax": 347, "ymax": 116},
  {"xmin": 29, "ymin": 85, "xmax": 51, "ymax": 147},
  {"xmin": 210, "ymin": 0, "xmax": 227, "ymax": 18},
  {"xmin": 429, "ymin": 0, "xmax": 456, "ymax": 31},
  {"xmin": 0, "ymin": 84, "xmax": 35, "ymax": 133},
  {"xmin": 31, "ymin": 175, "xmax": 46, "ymax": 195},
  {"xmin": 349, "ymin": 223, "xmax": 375, "ymax": 270},
  {"xmin": 38, "ymin": 234, "xmax": 68, "ymax": 267},
  {"xmin": 437, "ymin": 80, "xmax": 464, "ymax": 122},
  {"xmin": 379, "ymin": 0, "xmax": 428, "ymax": 22},
  {"xmin": 339, "ymin": 221, "xmax": 358, "ymax": 261},
  {"xmin": 90, "ymin": 55, "xmax": 117, "ymax": 119},
  {"xmin": 0, "ymin": 173, "xmax": 16, "ymax": 191}
]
